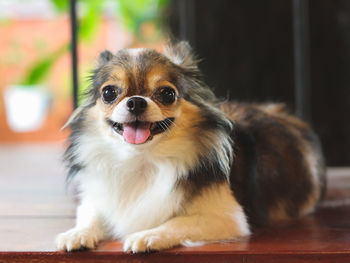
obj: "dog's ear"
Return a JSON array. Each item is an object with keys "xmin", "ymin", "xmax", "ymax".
[
  {"xmin": 164, "ymin": 41, "xmax": 199, "ymax": 70},
  {"xmin": 96, "ymin": 50, "xmax": 114, "ymax": 68},
  {"xmin": 61, "ymin": 103, "xmax": 89, "ymax": 130}
]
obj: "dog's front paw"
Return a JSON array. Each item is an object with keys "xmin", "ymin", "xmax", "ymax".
[
  {"xmin": 55, "ymin": 227, "xmax": 100, "ymax": 252},
  {"xmin": 123, "ymin": 228, "xmax": 177, "ymax": 253}
]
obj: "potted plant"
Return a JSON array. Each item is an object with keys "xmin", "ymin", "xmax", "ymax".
[{"xmin": 4, "ymin": 44, "xmax": 68, "ymax": 132}]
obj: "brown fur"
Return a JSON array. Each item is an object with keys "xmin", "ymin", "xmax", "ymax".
[{"xmin": 222, "ymin": 102, "xmax": 326, "ymax": 225}]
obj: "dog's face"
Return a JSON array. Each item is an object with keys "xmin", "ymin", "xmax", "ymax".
[{"xmin": 96, "ymin": 48, "xmax": 182, "ymax": 145}]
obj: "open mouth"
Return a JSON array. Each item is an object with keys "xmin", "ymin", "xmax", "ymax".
[{"xmin": 107, "ymin": 117, "xmax": 175, "ymax": 145}]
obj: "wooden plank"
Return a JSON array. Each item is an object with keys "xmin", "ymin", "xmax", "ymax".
[
  {"xmin": 0, "ymin": 217, "xmax": 74, "ymax": 251},
  {"xmin": 0, "ymin": 144, "xmax": 76, "ymax": 217}
]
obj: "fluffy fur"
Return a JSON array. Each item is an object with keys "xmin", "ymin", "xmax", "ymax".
[{"xmin": 55, "ymin": 42, "xmax": 326, "ymax": 253}]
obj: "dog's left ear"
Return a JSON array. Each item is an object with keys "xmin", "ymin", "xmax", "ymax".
[
  {"xmin": 164, "ymin": 41, "xmax": 199, "ymax": 70},
  {"xmin": 96, "ymin": 50, "xmax": 114, "ymax": 68},
  {"xmin": 61, "ymin": 102, "xmax": 90, "ymax": 130}
]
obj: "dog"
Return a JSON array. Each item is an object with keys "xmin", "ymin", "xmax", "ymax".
[{"xmin": 55, "ymin": 42, "xmax": 326, "ymax": 253}]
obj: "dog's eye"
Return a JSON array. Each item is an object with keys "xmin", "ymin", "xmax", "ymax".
[
  {"xmin": 102, "ymin": 85, "xmax": 118, "ymax": 103},
  {"xmin": 156, "ymin": 87, "xmax": 176, "ymax": 105}
]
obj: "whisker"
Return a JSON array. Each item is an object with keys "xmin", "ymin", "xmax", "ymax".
[
  {"xmin": 164, "ymin": 120, "xmax": 173, "ymax": 131},
  {"xmin": 162, "ymin": 121, "xmax": 170, "ymax": 130},
  {"xmin": 159, "ymin": 121, "xmax": 167, "ymax": 131},
  {"xmin": 166, "ymin": 118, "xmax": 177, "ymax": 128}
]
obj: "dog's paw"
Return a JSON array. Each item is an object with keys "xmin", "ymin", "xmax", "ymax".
[
  {"xmin": 55, "ymin": 227, "xmax": 100, "ymax": 252},
  {"xmin": 123, "ymin": 228, "xmax": 177, "ymax": 253}
]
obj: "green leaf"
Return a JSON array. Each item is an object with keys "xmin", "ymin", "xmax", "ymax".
[
  {"xmin": 51, "ymin": 0, "xmax": 69, "ymax": 12},
  {"xmin": 21, "ymin": 44, "xmax": 68, "ymax": 85},
  {"xmin": 116, "ymin": 0, "xmax": 169, "ymax": 35},
  {"xmin": 78, "ymin": 0, "xmax": 103, "ymax": 42}
]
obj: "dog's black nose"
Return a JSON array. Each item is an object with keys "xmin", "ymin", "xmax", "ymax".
[{"xmin": 126, "ymin": 97, "xmax": 147, "ymax": 115}]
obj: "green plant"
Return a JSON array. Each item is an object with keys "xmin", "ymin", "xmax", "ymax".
[{"xmin": 21, "ymin": 43, "xmax": 68, "ymax": 86}]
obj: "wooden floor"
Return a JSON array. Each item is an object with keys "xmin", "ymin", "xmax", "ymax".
[{"xmin": 0, "ymin": 144, "xmax": 350, "ymax": 262}]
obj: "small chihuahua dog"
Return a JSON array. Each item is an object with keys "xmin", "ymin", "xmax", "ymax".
[{"xmin": 56, "ymin": 42, "xmax": 326, "ymax": 253}]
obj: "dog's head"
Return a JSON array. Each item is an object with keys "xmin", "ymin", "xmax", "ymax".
[
  {"xmin": 95, "ymin": 44, "xmax": 189, "ymax": 145},
  {"xmin": 68, "ymin": 42, "xmax": 231, "ymax": 153}
]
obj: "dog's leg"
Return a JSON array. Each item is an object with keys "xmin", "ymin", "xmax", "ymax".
[
  {"xmin": 55, "ymin": 201, "xmax": 106, "ymax": 251},
  {"xmin": 123, "ymin": 183, "xmax": 250, "ymax": 253}
]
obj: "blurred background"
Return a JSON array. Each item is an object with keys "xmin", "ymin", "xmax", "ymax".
[{"xmin": 0, "ymin": 0, "xmax": 349, "ymax": 166}]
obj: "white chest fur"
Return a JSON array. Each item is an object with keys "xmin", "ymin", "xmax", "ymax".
[{"xmin": 77, "ymin": 150, "xmax": 184, "ymax": 238}]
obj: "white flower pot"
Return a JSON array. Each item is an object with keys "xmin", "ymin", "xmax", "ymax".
[{"xmin": 4, "ymin": 85, "xmax": 50, "ymax": 132}]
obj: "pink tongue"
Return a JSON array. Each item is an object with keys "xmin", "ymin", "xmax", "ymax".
[{"xmin": 123, "ymin": 122, "xmax": 151, "ymax": 144}]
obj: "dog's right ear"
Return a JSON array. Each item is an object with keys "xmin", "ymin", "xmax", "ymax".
[{"xmin": 96, "ymin": 50, "xmax": 114, "ymax": 68}]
